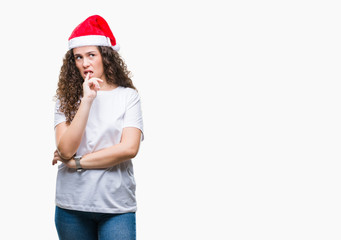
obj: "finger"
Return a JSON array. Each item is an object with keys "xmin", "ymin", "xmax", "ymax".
[
  {"xmin": 89, "ymin": 77, "xmax": 104, "ymax": 90},
  {"xmin": 85, "ymin": 72, "xmax": 90, "ymax": 82},
  {"xmin": 88, "ymin": 79, "xmax": 101, "ymax": 90},
  {"xmin": 89, "ymin": 78, "xmax": 103, "ymax": 85},
  {"xmin": 53, "ymin": 153, "xmax": 61, "ymax": 160},
  {"xmin": 88, "ymin": 81, "xmax": 98, "ymax": 90},
  {"xmin": 89, "ymin": 77, "xmax": 104, "ymax": 83}
]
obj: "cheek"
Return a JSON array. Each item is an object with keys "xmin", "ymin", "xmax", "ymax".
[
  {"xmin": 99, "ymin": 64, "xmax": 104, "ymax": 73},
  {"xmin": 75, "ymin": 63, "xmax": 83, "ymax": 73},
  {"xmin": 95, "ymin": 60, "xmax": 104, "ymax": 72}
]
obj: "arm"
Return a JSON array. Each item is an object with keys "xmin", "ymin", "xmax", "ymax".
[
  {"xmin": 55, "ymin": 74, "xmax": 103, "ymax": 159},
  {"xmin": 82, "ymin": 127, "xmax": 142, "ymax": 168},
  {"xmin": 54, "ymin": 127, "xmax": 142, "ymax": 169},
  {"xmin": 55, "ymin": 98, "xmax": 93, "ymax": 159}
]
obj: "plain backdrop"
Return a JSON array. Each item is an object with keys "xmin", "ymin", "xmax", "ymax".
[{"xmin": 0, "ymin": 0, "xmax": 340, "ymax": 239}]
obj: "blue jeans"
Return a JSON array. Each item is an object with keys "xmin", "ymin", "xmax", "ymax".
[{"xmin": 55, "ymin": 206, "xmax": 136, "ymax": 240}]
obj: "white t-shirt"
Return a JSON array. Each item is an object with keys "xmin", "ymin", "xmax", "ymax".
[{"xmin": 54, "ymin": 86, "xmax": 144, "ymax": 213}]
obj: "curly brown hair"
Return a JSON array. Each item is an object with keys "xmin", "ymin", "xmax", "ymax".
[{"xmin": 56, "ymin": 46, "xmax": 136, "ymax": 124}]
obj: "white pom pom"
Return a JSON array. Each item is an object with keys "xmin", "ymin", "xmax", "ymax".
[{"xmin": 112, "ymin": 44, "xmax": 120, "ymax": 51}]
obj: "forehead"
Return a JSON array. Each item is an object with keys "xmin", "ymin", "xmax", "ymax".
[{"xmin": 73, "ymin": 46, "xmax": 100, "ymax": 55}]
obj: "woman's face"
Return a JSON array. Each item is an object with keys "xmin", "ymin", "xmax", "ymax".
[{"xmin": 73, "ymin": 46, "xmax": 106, "ymax": 81}]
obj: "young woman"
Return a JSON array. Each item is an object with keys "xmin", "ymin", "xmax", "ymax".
[{"xmin": 52, "ymin": 15, "xmax": 143, "ymax": 240}]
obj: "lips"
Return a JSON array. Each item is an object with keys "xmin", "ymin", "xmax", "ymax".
[{"xmin": 84, "ymin": 70, "xmax": 93, "ymax": 78}]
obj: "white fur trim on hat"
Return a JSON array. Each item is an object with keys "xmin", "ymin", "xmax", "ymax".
[{"xmin": 68, "ymin": 35, "xmax": 119, "ymax": 51}]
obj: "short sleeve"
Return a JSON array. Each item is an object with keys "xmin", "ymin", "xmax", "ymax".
[
  {"xmin": 123, "ymin": 90, "xmax": 144, "ymax": 141},
  {"xmin": 54, "ymin": 99, "xmax": 67, "ymax": 128}
]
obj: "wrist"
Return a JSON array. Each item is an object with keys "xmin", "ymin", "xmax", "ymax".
[
  {"xmin": 81, "ymin": 97, "xmax": 94, "ymax": 105},
  {"xmin": 74, "ymin": 156, "xmax": 83, "ymax": 172}
]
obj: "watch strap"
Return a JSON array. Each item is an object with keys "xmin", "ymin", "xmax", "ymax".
[{"xmin": 74, "ymin": 156, "xmax": 83, "ymax": 172}]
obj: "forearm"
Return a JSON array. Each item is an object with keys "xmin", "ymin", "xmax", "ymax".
[
  {"xmin": 57, "ymin": 99, "xmax": 93, "ymax": 159},
  {"xmin": 80, "ymin": 142, "xmax": 139, "ymax": 169},
  {"xmin": 56, "ymin": 128, "xmax": 142, "ymax": 170}
]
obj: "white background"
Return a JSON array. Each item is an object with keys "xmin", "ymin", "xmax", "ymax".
[{"xmin": 0, "ymin": 0, "xmax": 340, "ymax": 239}]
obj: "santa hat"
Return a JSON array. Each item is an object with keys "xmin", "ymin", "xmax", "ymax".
[{"xmin": 68, "ymin": 15, "xmax": 120, "ymax": 51}]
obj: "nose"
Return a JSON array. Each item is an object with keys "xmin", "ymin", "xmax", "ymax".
[{"xmin": 83, "ymin": 57, "xmax": 90, "ymax": 68}]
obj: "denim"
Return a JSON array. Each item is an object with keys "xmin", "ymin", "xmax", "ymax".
[{"xmin": 55, "ymin": 206, "xmax": 136, "ymax": 240}]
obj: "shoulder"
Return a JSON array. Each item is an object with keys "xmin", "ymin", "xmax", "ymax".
[
  {"xmin": 117, "ymin": 87, "xmax": 140, "ymax": 100},
  {"xmin": 118, "ymin": 86, "xmax": 138, "ymax": 95},
  {"xmin": 54, "ymin": 98, "xmax": 62, "ymax": 112}
]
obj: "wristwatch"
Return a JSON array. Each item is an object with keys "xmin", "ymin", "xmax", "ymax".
[{"xmin": 74, "ymin": 156, "xmax": 83, "ymax": 172}]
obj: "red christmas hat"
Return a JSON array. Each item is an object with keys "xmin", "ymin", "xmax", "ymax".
[{"xmin": 68, "ymin": 15, "xmax": 119, "ymax": 51}]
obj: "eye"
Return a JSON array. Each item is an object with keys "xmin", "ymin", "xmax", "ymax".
[
  {"xmin": 75, "ymin": 56, "xmax": 82, "ymax": 60},
  {"xmin": 89, "ymin": 54, "xmax": 95, "ymax": 57}
]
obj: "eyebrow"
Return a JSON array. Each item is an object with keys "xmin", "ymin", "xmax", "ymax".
[{"xmin": 74, "ymin": 51, "xmax": 97, "ymax": 56}]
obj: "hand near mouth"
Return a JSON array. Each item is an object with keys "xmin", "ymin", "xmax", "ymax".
[{"xmin": 82, "ymin": 72, "xmax": 104, "ymax": 100}]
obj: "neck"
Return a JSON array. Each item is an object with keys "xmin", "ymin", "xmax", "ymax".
[{"xmin": 99, "ymin": 81, "xmax": 118, "ymax": 91}]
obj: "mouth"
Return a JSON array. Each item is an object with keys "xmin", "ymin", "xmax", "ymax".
[{"xmin": 84, "ymin": 71, "xmax": 94, "ymax": 78}]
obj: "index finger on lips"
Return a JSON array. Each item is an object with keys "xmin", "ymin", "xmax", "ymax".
[{"xmin": 85, "ymin": 72, "xmax": 90, "ymax": 82}]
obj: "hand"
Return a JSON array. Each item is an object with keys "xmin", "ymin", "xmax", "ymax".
[
  {"xmin": 82, "ymin": 72, "xmax": 104, "ymax": 100},
  {"xmin": 52, "ymin": 150, "xmax": 76, "ymax": 169},
  {"xmin": 52, "ymin": 149, "xmax": 67, "ymax": 165}
]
